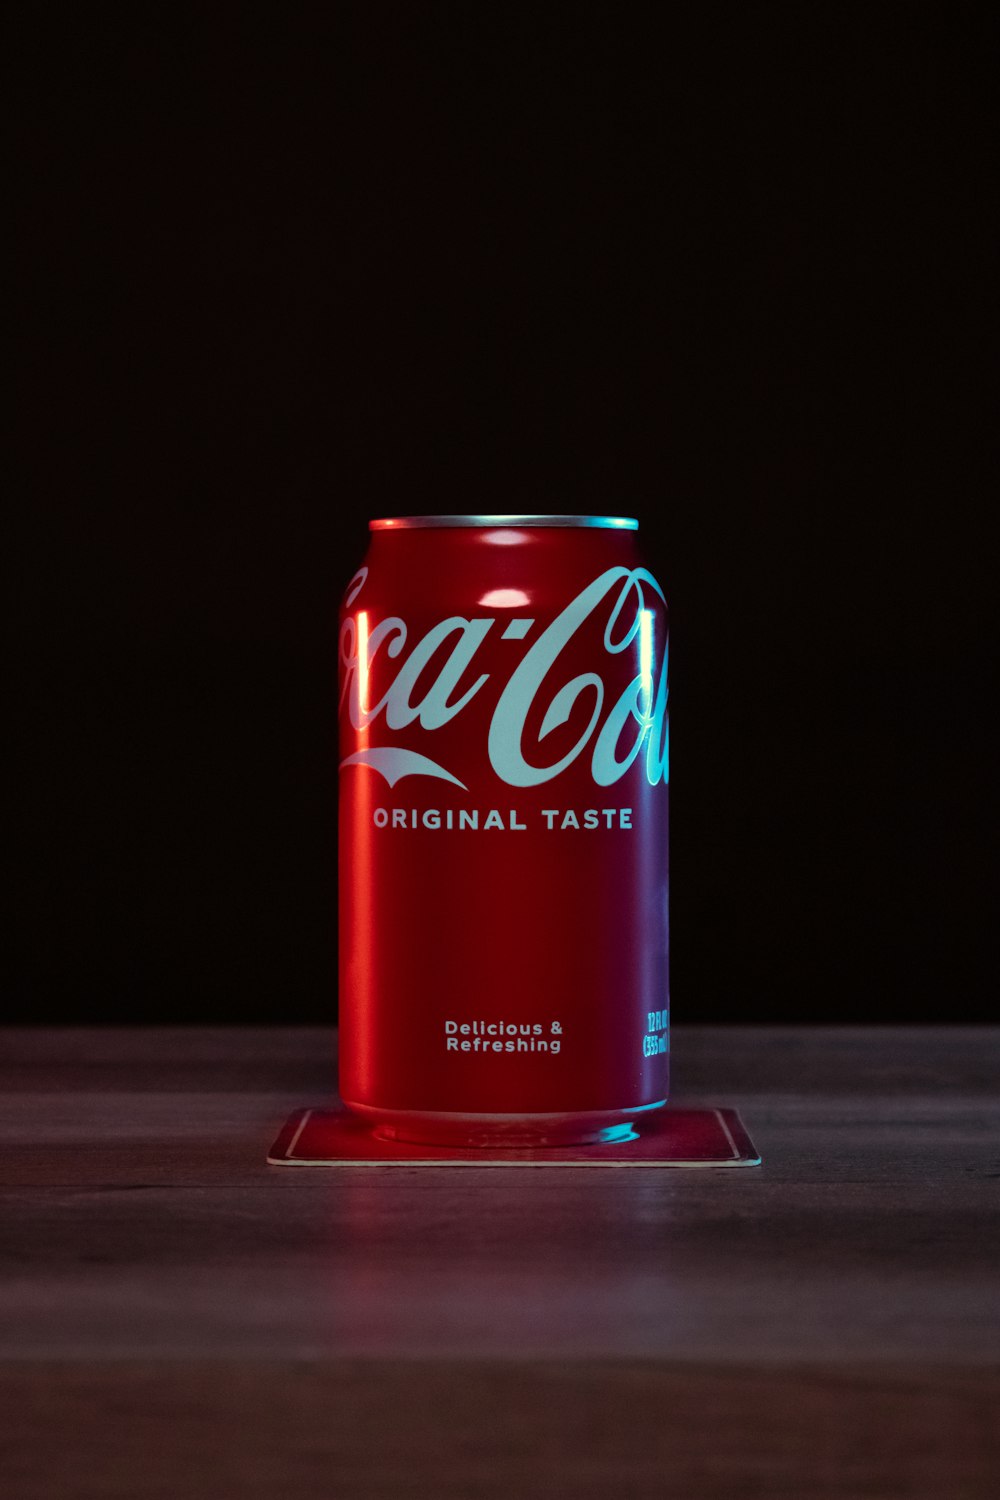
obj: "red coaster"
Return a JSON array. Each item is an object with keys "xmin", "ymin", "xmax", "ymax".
[{"xmin": 267, "ymin": 1106, "xmax": 760, "ymax": 1168}]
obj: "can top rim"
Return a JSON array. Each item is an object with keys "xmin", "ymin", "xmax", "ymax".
[{"xmin": 369, "ymin": 515, "xmax": 639, "ymax": 531}]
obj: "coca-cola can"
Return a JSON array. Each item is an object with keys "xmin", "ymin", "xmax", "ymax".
[{"xmin": 338, "ymin": 515, "xmax": 669, "ymax": 1146}]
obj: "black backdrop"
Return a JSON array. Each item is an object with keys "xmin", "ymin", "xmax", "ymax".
[{"xmin": 9, "ymin": 5, "xmax": 994, "ymax": 1024}]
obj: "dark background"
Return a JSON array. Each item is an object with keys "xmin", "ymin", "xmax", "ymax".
[{"xmin": 9, "ymin": 4, "xmax": 994, "ymax": 1025}]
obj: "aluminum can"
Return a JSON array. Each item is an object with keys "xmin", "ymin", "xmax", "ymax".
[{"xmin": 338, "ymin": 515, "xmax": 669, "ymax": 1145}]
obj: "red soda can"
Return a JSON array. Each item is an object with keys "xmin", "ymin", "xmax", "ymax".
[{"xmin": 338, "ymin": 515, "xmax": 669, "ymax": 1146}]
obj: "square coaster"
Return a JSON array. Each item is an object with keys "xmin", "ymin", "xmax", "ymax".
[{"xmin": 267, "ymin": 1106, "xmax": 761, "ymax": 1168}]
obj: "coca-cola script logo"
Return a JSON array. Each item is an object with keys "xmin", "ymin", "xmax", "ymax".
[{"xmin": 339, "ymin": 566, "xmax": 668, "ymax": 789}]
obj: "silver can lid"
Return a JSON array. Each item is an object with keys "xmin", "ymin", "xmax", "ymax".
[{"xmin": 370, "ymin": 514, "xmax": 638, "ymax": 531}]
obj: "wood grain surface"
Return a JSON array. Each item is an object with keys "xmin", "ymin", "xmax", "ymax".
[{"xmin": 1, "ymin": 1026, "xmax": 998, "ymax": 1498}]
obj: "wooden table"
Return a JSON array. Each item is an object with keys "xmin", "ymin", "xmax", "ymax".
[{"xmin": 1, "ymin": 1026, "xmax": 997, "ymax": 1498}]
